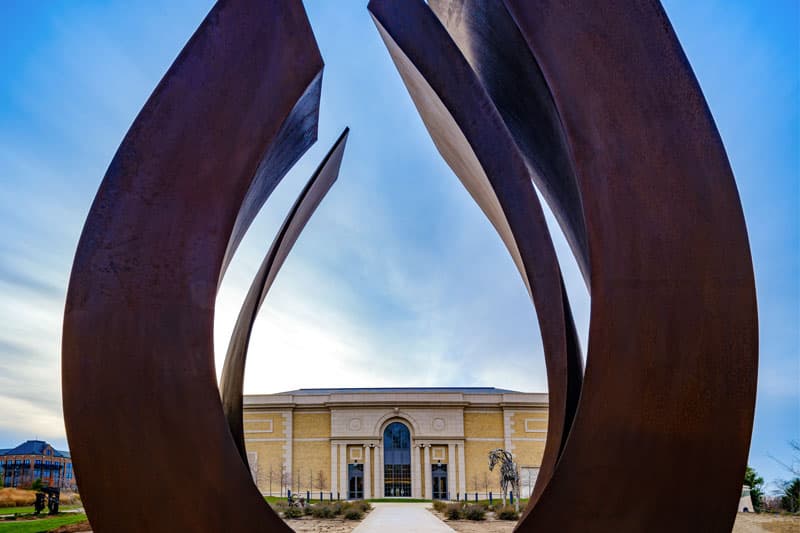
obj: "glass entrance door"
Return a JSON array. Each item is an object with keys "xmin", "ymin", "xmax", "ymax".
[
  {"xmin": 383, "ymin": 422, "xmax": 411, "ymax": 497},
  {"xmin": 348, "ymin": 464, "xmax": 364, "ymax": 499},
  {"xmin": 432, "ymin": 463, "xmax": 448, "ymax": 499}
]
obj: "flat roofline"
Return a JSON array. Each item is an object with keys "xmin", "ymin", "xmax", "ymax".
[
  {"xmin": 272, "ymin": 387, "xmax": 532, "ymax": 395},
  {"xmin": 243, "ymin": 389, "xmax": 548, "ymax": 409}
]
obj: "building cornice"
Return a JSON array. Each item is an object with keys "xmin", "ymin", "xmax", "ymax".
[{"xmin": 243, "ymin": 391, "xmax": 548, "ymax": 410}]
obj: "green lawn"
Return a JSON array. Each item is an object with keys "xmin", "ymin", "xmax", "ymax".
[
  {"xmin": 0, "ymin": 506, "xmax": 80, "ymax": 517},
  {"xmin": 0, "ymin": 513, "xmax": 88, "ymax": 533},
  {"xmin": 367, "ymin": 498, "xmax": 430, "ymax": 503}
]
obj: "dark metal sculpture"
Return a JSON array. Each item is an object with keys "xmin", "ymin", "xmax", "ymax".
[
  {"xmin": 368, "ymin": 0, "xmax": 583, "ymax": 519},
  {"xmin": 220, "ymin": 128, "xmax": 349, "ymax": 463},
  {"xmin": 62, "ymin": 0, "xmax": 757, "ymax": 531},
  {"xmin": 62, "ymin": 0, "xmax": 325, "ymax": 530},
  {"xmin": 368, "ymin": 1, "xmax": 757, "ymax": 531},
  {"xmin": 488, "ymin": 449, "xmax": 521, "ymax": 513}
]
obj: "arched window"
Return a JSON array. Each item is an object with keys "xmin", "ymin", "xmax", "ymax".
[{"xmin": 383, "ymin": 422, "xmax": 411, "ymax": 497}]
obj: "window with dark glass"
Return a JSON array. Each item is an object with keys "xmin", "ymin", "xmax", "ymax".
[{"xmin": 383, "ymin": 422, "xmax": 411, "ymax": 497}]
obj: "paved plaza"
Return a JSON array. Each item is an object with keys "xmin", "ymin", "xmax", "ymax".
[{"xmin": 352, "ymin": 503, "xmax": 454, "ymax": 533}]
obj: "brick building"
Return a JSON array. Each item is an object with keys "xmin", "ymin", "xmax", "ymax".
[
  {"xmin": 244, "ymin": 388, "xmax": 547, "ymax": 500},
  {"xmin": 0, "ymin": 440, "xmax": 76, "ymax": 490}
]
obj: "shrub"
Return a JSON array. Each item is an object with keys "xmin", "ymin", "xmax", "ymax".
[
  {"xmin": 271, "ymin": 501, "xmax": 289, "ymax": 514},
  {"xmin": 344, "ymin": 509, "xmax": 364, "ymax": 520},
  {"xmin": 496, "ymin": 505, "xmax": 519, "ymax": 520},
  {"xmin": 349, "ymin": 500, "xmax": 371, "ymax": 512},
  {"xmin": 781, "ymin": 478, "xmax": 800, "ymax": 513},
  {"xmin": 303, "ymin": 504, "xmax": 313, "ymax": 516},
  {"xmin": 445, "ymin": 503, "xmax": 463, "ymax": 520},
  {"xmin": 311, "ymin": 504, "xmax": 336, "ymax": 518},
  {"xmin": 464, "ymin": 504, "xmax": 486, "ymax": 521},
  {"xmin": 31, "ymin": 479, "xmax": 43, "ymax": 491},
  {"xmin": 0, "ymin": 488, "xmax": 37, "ymax": 508},
  {"xmin": 59, "ymin": 491, "xmax": 82, "ymax": 505},
  {"xmin": 283, "ymin": 506, "xmax": 303, "ymax": 519},
  {"xmin": 432, "ymin": 500, "xmax": 448, "ymax": 513}
]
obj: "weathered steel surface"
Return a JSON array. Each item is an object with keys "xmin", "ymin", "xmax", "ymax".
[
  {"xmin": 426, "ymin": 0, "xmax": 588, "ymax": 504},
  {"xmin": 61, "ymin": 0, "xmax": 321, "ymax": 530},
  {"xmin": 429, "ymin": 0, "xmax": 590, "ymax": 286},
  {"xmin": 370, "ymin": 1, "xmax": 757, "ymax": 532},
  {"xmin": 221, "ymin": 128, "xmax": 349, "ymax": 463},
  {"xmin": 502, "ymin": 1, "xmax": 758, "ymax": 530},
  {"xmin": 368, "ymin": 3, "xmax": 582, "ymax": 514}
]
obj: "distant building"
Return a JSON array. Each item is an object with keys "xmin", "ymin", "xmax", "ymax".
[
  {"xmin": 738, "ymin": 485, "xmax": 755, "ymax": 512},
  {"xmin": 0, "ymin": 440, "xmax": 76, "ymax": 490},
  {"xmin": 244, "ymin": 387, "xmax": 547, "ymax": 500}
]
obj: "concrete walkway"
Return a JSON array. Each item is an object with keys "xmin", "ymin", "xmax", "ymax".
[{"xmin": 353, "ymin": 502, "xmax": 455, "ymax": 533}]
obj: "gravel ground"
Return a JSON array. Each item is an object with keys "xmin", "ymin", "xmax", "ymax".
[
  {"xmin": 732, "ymin": 513, "xmax": 800, "ymax": 533},
  {"xmin": 438, "ymin": 512, "xmax": 800, "ymax": 533},
  {"xmin": 284, "ymin": 517, "xmax": 360, "ymax": 532},
  {"xmin": 58, "ymin": 510, "xmax": 800, "ymax": 532}
]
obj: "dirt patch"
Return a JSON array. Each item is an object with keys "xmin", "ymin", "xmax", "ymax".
[
  {"xmin": 445, "ymin": 519, "xmax": 515, "ymax": 532},
  {"xmin": 284, "ymin": 517, "xmax": 360, "ymax": 532},
  {"xmin": 733, "ymin": 513, "xmax": 800, "ymax": 533},
  {"xmin": 430, "ymin": 509, "xmax": 516, "ymax": 533},
  {"xmin": 48, "ymin": 520, "xmax": 93, "ymax": 533},
  {"xmin": 435, "ymin": 510, "xmax": 799, "ymax": 532}
]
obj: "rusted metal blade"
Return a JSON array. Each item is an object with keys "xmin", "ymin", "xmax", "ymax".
[
  {"xmin": 369, "ymin": 1, "xmax": 757, "ymax": 531},
  {"xmin": 221, "ymin": 128, "xmax": 349, "ymax": 464},
  {"xmin": 368, "ymin": 1, "xmax": 580, "ymax": 512},
  {"xmin": 499, "ymin": 1, "xmax": 758, "ymax": 530},
  {"xmin": 62, "ymin": 0, "xmax": 321, "ymax": 530}
]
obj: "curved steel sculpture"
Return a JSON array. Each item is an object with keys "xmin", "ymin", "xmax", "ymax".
[
  {"xmin": 221, "ymin": 128, "xmax": 349, "ymax": 463},
  {"xmin": 62, "ymin": 0, "xmax": 756, "ymax": 531},
  {"xmin": 368, "ymin": 0, "xmax": 757, "ymax": 531},
  {"xmin": 62, "ymin": 0, "xmax": 323, "ymax": 530},
  {"xmin": 368, "ymin": 1, "xmax": 583, "ymax": 516}
]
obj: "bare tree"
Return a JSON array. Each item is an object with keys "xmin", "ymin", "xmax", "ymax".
[
  {"xmin": 770, "ymin": 440, "xmax": 800, "ymax": 478},
  {"xmin": 314, "ymin": 470, "xmax": 328, "ymax": 493},
  {"xmin": 268, "ymin": 464, "xmax": 277, "ymax": 497},
  {"xmin": 471, "ymin": 474, "xmax": 479, "ymax": 494},
  {"xmin": 482, "ymin": 471, "xmax": 489, "ymax": 496},
  {"xmin": 280, "ymin": 464, "xmax": 290, "ymax": 497}
]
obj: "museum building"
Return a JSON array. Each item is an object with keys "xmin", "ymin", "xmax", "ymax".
[{"xmin": 243, "ymin": 387, "xmax": 547, "ymax": 500}]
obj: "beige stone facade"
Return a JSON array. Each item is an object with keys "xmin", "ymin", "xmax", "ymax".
[{"xmin": 244, "ymin": 388, "xmax": 547, "ymax": 500}]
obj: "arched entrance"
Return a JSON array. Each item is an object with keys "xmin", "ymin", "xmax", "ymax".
[{"xmin": 383, "ymin": 421, "xmax": 411, "ymax": 497}]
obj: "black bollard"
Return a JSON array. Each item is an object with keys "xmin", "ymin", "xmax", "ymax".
[
  {"xmin": 287, "ymin": 489, "xmax": 292, "ymax": 502},
  {"xmin": 307, "ymin": 490, "xmax": 310, "ymax": 502},
  {"xmin": 329, "ymin": 492, "xmax": 333, "ymax": 501},
  {"xmin": 320, "ymin": 491, "xmax": 323, "ymax": 501},
  {"xmin": 475, "ymin": 492, "xmax": 478, "ymax": 502},
  {"xmin": 489, "ymin": 492, "xmax": 493, "ymax": 505},
  {"xmin": 510, "ymin": 490, "xmax": 514, "ymax": 505}
]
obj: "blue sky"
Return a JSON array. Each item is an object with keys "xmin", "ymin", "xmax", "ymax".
[{"xmin": 0, "ymin": 1, "xmax": 796, "ymax": 491}]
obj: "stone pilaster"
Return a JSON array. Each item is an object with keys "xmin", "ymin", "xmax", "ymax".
[
  {"xmin": 376, "ymin": 443, "xmax": 384, "ymax": 497},
  {"xmin": 363, "ymin": 444, "xmax": 372, "ymax": 499},
  {"xmin": 330, "ymin": 443, "xmax": 337, "ymax": 496},
  {"xmin": 423, "ymin": 444, "xmax": 432, "ymax": 499},
  {"xmin": 447, "ymin": 442, "xmax": 456, "ymax": 500},
  {"xmin": 411, "ymin": 440, "xmax": 420, "ymax": 498},
  {"xmin": 339, "ymin": 444, "xmax": 347, "ymax": 499},
  {"xmin": 457, "ymin": 442, "xmax": 466, "ymax": 498}
]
